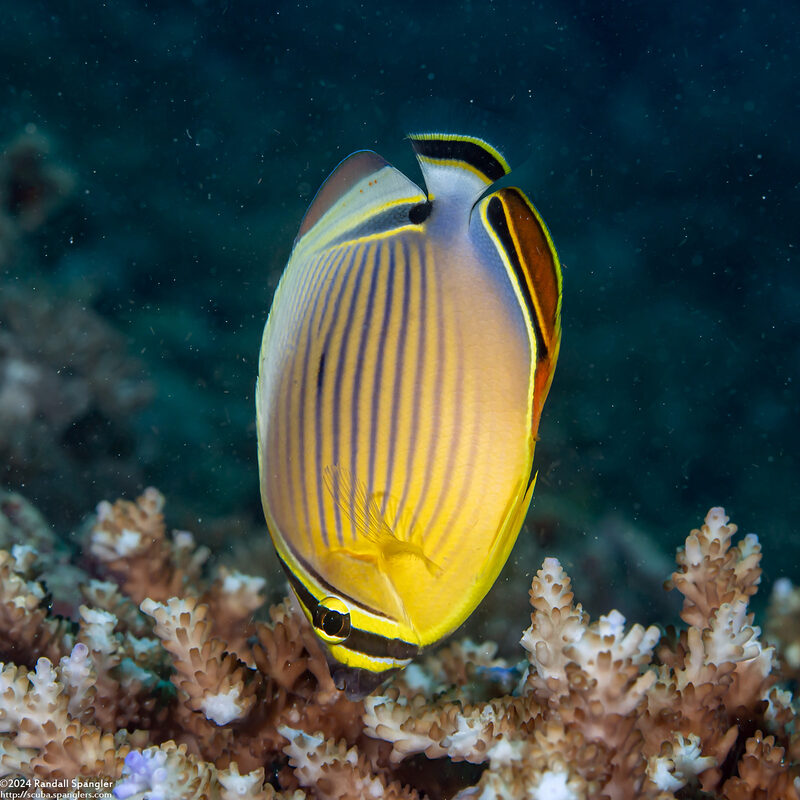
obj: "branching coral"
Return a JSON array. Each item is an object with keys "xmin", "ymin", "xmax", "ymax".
[
  {"xmin": 0, "ymin": 494, "xmax": 797, "ymax": 800},
  {"xmin": 364, "ymin": 508, "xmax": 798, "ymax": 800},
  {"xmin": 0, "ymin": 546, "xmax": 75, "ymax": 668}
]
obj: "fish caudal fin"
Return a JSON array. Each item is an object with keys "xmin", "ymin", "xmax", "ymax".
[{"xmin": 409, "ymin": 132, "xmax": 510, "ymax": 208}]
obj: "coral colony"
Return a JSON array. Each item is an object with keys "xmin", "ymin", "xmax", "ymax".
[{"xmin": 1, "ymin": 490, "xmax": 799, "ymax": 799}]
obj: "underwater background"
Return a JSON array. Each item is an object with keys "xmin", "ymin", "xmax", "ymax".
[{"xmin": 1, "ymin": 0, "xmax": 797, "ymax": 645}]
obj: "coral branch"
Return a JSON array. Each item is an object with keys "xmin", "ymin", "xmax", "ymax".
[{"xmin": 1, "ymin": 495, "xmax": 798, "ymax": 799}]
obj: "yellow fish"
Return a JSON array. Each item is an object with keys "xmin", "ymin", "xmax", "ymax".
[{"xmin": 256, "ymin": 133, "xmax": 562, "ymax": 697}]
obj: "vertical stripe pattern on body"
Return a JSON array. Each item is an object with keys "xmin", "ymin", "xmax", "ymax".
[{"xmin": 257, "ymin": 132, "xmax": 563, "ymax": 693}]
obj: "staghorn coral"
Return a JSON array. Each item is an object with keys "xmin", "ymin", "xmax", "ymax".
[
  {"xmin": 0, "ymin": 489, "xmax": 88, "ymax": 616},
  {"xmin": 363, "ymin": 509, "xmax": 799, "ymax": 800},
  {"xmin": 0, "ymin": 493, "xmax": 798, "ymax": 799},
  {"xmin": 0, "ymin": 546, "xmax": 75, "ymax": 668}
]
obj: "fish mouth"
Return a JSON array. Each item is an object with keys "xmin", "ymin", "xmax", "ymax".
[{"xmin": 326, "ymin": 659, "xmax": 399, "ymax": 700}]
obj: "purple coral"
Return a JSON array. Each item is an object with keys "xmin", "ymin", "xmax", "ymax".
[{"xmin": 113, "ymin": 750, "xmax": 170, "ymax": 800}]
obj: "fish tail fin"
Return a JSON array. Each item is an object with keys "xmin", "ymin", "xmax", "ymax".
[{"xmin": 408, "ymin": 132, "xmax": 510, "ymax": 207}]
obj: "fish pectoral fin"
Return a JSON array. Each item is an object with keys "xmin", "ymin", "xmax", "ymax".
[
  {"xmin": 377, "ymin": 491, "xmax": 413, "ymax": 540},
  {"xmin": 378, "ymin": 492, "xmax": 443, "ymax": 577},
  {"xmin": 323, "ymin": 464, "xmax": 441, "ymax": 575},
  {"xmin": 323, "ymin": 464, "xmax": 389, "ymax": 547}
]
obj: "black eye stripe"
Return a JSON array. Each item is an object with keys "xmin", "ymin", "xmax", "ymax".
[
  {"xmin": 276, "ymin": 554, "xmax": 419, "ymax": 660},
  {"xmin": 278, "ymin": 554, "xmax": 319, "ymax": 613},
  {"xmin": 277, "ymin": 546, "xmax": 389, "ymax": 618}
]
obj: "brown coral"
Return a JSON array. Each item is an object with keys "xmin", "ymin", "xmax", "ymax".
[
  {"xmin": 90, "ymin": 487, "xmax": 205, "ymax": 604},
  {"xmin": 363, "ymin": 508, "xmax": 800, "ymax": 799},
  {"xmin": 0, "ymin": 548, "xmax": 74, "ymax": 668},
  {"xmin": 0, "ymin": 496, "xmax": 799, "ymax": 800}
]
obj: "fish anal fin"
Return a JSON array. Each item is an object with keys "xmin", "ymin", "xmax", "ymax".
[
  {"xmin": 488, "ymin": 472, "xmax": 538, "ymax": 557},
  {"xmin": 484, "ymin": 187, "xmax": 563, "ymax": 435}
]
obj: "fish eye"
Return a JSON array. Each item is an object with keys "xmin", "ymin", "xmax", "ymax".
[{"xmin": 313, "ymin": 596, "xmax": 351, "ymax": 643}]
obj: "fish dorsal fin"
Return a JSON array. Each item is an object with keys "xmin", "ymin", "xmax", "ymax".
[
  {"xmin": 481, "ymin": 186, "xmax": 563, "ymax": 435},
  {"xmin": 297, "ymin": 151, "xmax": 387, "ymax": 239},
  {"xmin": 409, "ymin": 132, "xmax": 511, "ymax": 207},
  {"xmin": 295, "ymin": 150, "xmax": 426, "ymax": 251}
]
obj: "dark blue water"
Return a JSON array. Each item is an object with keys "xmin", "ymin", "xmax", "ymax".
[{"xmin": 1, "ymin": 0, "xmax": 797, "ymax": 625}]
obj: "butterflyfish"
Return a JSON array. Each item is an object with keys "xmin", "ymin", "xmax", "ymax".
[{"xmin": 256, "ymin": 133, "xmax": 562, "ymax": 698}]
